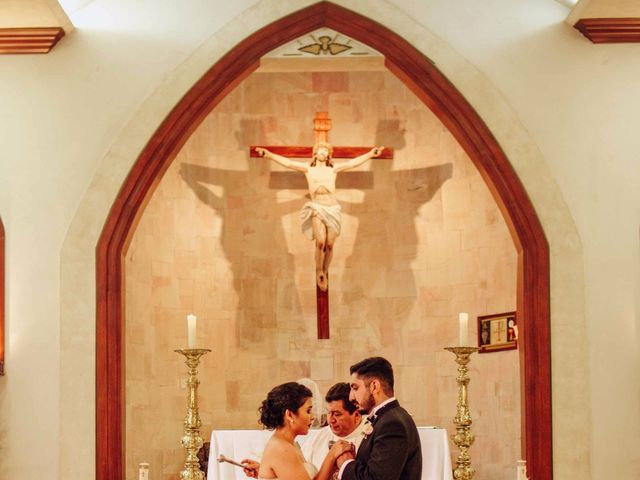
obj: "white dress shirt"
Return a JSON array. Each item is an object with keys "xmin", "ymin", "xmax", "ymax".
[{"xmin": 302, "ymin": 416, "xmax": 368, "ymax": 471}]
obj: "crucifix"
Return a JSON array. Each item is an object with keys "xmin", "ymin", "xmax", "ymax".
[{"xmin": 250, "ymin": 112, "xmax": 393, "ymax": 339}]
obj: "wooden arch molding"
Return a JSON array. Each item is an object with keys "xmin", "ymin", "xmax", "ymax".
[
  {"xmin": 96, "ymin": 2, "xmax": 551, "ymax": 479},
  {"xmin": 0, "ymin": 217, "xmax": 4, "ymax": 376}
]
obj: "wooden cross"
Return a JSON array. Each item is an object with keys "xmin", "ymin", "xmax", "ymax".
[{"xmin": 250, "ymin": 112, "xmax": 393, "ymax": 339}]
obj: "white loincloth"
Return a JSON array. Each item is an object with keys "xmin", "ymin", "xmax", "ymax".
[{"xmin": 300, "ymin": 202, "xmax": 342, "ymax": 239}]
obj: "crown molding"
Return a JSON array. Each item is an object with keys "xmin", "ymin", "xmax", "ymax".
[
  {"xmin": 0, "ymin": 27, "xmax": 65, "ymax": 54},
  {"xmin": 575, "ymin": 18, "xmax": 640, "ymax": 43}
]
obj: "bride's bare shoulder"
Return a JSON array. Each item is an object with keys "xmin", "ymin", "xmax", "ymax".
[
  {"xmin": 261, "ymin": 437, "xmax": 301, "ymax": 477},
  {"xmin": 264, "ymin": 436, "xmax": 297, "ymax": 455}
]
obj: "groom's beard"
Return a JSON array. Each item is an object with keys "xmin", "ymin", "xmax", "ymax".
[{"xmin": 358, "ymin": 391, "xmax": 376, "ymax": 414}]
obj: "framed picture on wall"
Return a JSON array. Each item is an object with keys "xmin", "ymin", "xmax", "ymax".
[{"xmin": 477, "ymin": 311, "xmax": 517, "ymax": 353}]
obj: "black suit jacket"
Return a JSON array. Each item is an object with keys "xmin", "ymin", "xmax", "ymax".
[{"xmin": 342, "ymin": 400, "xmax": 422, "ymax": 480}]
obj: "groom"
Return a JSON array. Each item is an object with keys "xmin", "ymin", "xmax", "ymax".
[{"xmin": 336, "ymin": 357, "xmax": 422, "ymax": 480}]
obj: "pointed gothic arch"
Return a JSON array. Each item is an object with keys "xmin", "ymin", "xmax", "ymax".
[{"xmin": 96, "ymin": 2, "xmax": 551, "ymax": 479}]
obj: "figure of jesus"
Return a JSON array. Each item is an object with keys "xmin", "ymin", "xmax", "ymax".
[{"xmin": 256, "ymin": 143, "xmax": 384, "ymax": 291}]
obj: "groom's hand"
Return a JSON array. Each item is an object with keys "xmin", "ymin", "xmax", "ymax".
[{"xmin": 336, "ymin": 450, "xmax": 355, "ymax": 468}]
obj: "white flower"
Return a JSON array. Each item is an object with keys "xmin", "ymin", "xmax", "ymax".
[{"xmin": 362, "ymin": 423, "xmax": 374, "ymax": 438}]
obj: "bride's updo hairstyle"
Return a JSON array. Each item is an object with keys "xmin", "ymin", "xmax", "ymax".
[{"xmin": 259, "ymin": 382, "xmax": 313, "ymax": 430}]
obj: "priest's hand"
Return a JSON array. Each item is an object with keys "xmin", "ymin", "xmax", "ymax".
[{"xmin": 329, "ymin": 440, "xmax": 354, "ymax": 461}]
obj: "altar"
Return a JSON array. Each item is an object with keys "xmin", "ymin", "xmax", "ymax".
[{"xmin": 207, "ymin": 427, "xmax": 453, "ymax": 480}]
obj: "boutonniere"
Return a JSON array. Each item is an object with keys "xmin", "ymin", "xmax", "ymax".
[{"xmin": 362, "ymin": 422, "xmax": 374, "ymax": 439}]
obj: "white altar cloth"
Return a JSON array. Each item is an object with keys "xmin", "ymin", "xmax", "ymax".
[{"xmin": 207, "ymin": 427, "xmax": 453, "ymax": 480}]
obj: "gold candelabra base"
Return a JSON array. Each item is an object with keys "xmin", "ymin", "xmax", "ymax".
[
  {"xmin": 445, "ymin": 346, "xmax": 479, "ymax": 480},
  {"xmin": 175, "ymin": 348, "xmax": 211, "ymax": 480}
]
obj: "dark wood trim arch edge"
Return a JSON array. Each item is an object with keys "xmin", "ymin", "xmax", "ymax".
[
  {"xmin": 0, "ymin": 217, "xmax": 4, "ymax": 376},
  {"xmin": 96, "ymin": 3, "xmax": 551, "ymax": 479}
]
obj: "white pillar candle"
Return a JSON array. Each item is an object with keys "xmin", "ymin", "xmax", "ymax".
[
  {"xmin": 458, "ymin": 312, "xmax": 469, "ymax": 346},
  {"xmin": 187, "ymin": 314, "xmax": 197, "ymax": 348},
  {"xmin": 516, "ymin": 460, "xmax": 527, "ymax": 480},
  {"xmin": 138, "ymin": 463, "xmax": 149, "ymax": 480}
]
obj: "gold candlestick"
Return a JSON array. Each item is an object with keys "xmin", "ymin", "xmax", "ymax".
[
  {"xmin": 175, "ymin": 348, "xmax": 211, "ymax": 480},
  {"xmin": 444, "ymin": 346, "xmax": 479, "ymax": 480}
]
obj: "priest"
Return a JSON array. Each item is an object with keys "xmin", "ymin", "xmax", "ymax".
[{"xmin": 302, "ymin": 382, "xmax": 368, "ymax": 471}]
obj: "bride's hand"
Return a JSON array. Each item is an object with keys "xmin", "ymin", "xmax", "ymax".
[{"xmin": 240, "ymin": 459, "xmax": 259, "ymax": 478}]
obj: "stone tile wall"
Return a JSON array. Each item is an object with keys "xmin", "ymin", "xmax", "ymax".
[{"xmin": 124, "ymin": 71, "xmax": 520, "ymax": 480}]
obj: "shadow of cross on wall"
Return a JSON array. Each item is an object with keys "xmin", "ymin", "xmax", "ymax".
[
  {"xmin": 179, "ymin": 160, "xmax": 304, "ymax": 350},
  {"xmin": 341, "ymin": 159, "xmax": 453, "ymax": 349},
  {"xmin": 346, "ymin": 118, "xmax": 452, "ymax": 348}
]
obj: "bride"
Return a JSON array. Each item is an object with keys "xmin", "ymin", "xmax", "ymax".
[{"xmin": 242, "ymin": 382, "xmax": 353, "ymax": 480}]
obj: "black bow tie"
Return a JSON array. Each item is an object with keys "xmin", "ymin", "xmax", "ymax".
[{"xmin": 367, "ymin": 400, "xmax": 399, "ymax": 425}]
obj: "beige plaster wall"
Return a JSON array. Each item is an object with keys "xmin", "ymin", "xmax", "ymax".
[
  {"xmin": 567, "ymin": 0, "xmax": 640, "ymax": 25},
  {"xmin": 124, "ymin": 70, "xmax": 519, "ymax": 480},
  {"xmin": 0, "ymin": 0, "xmax": 73, "ymax": 31}
]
